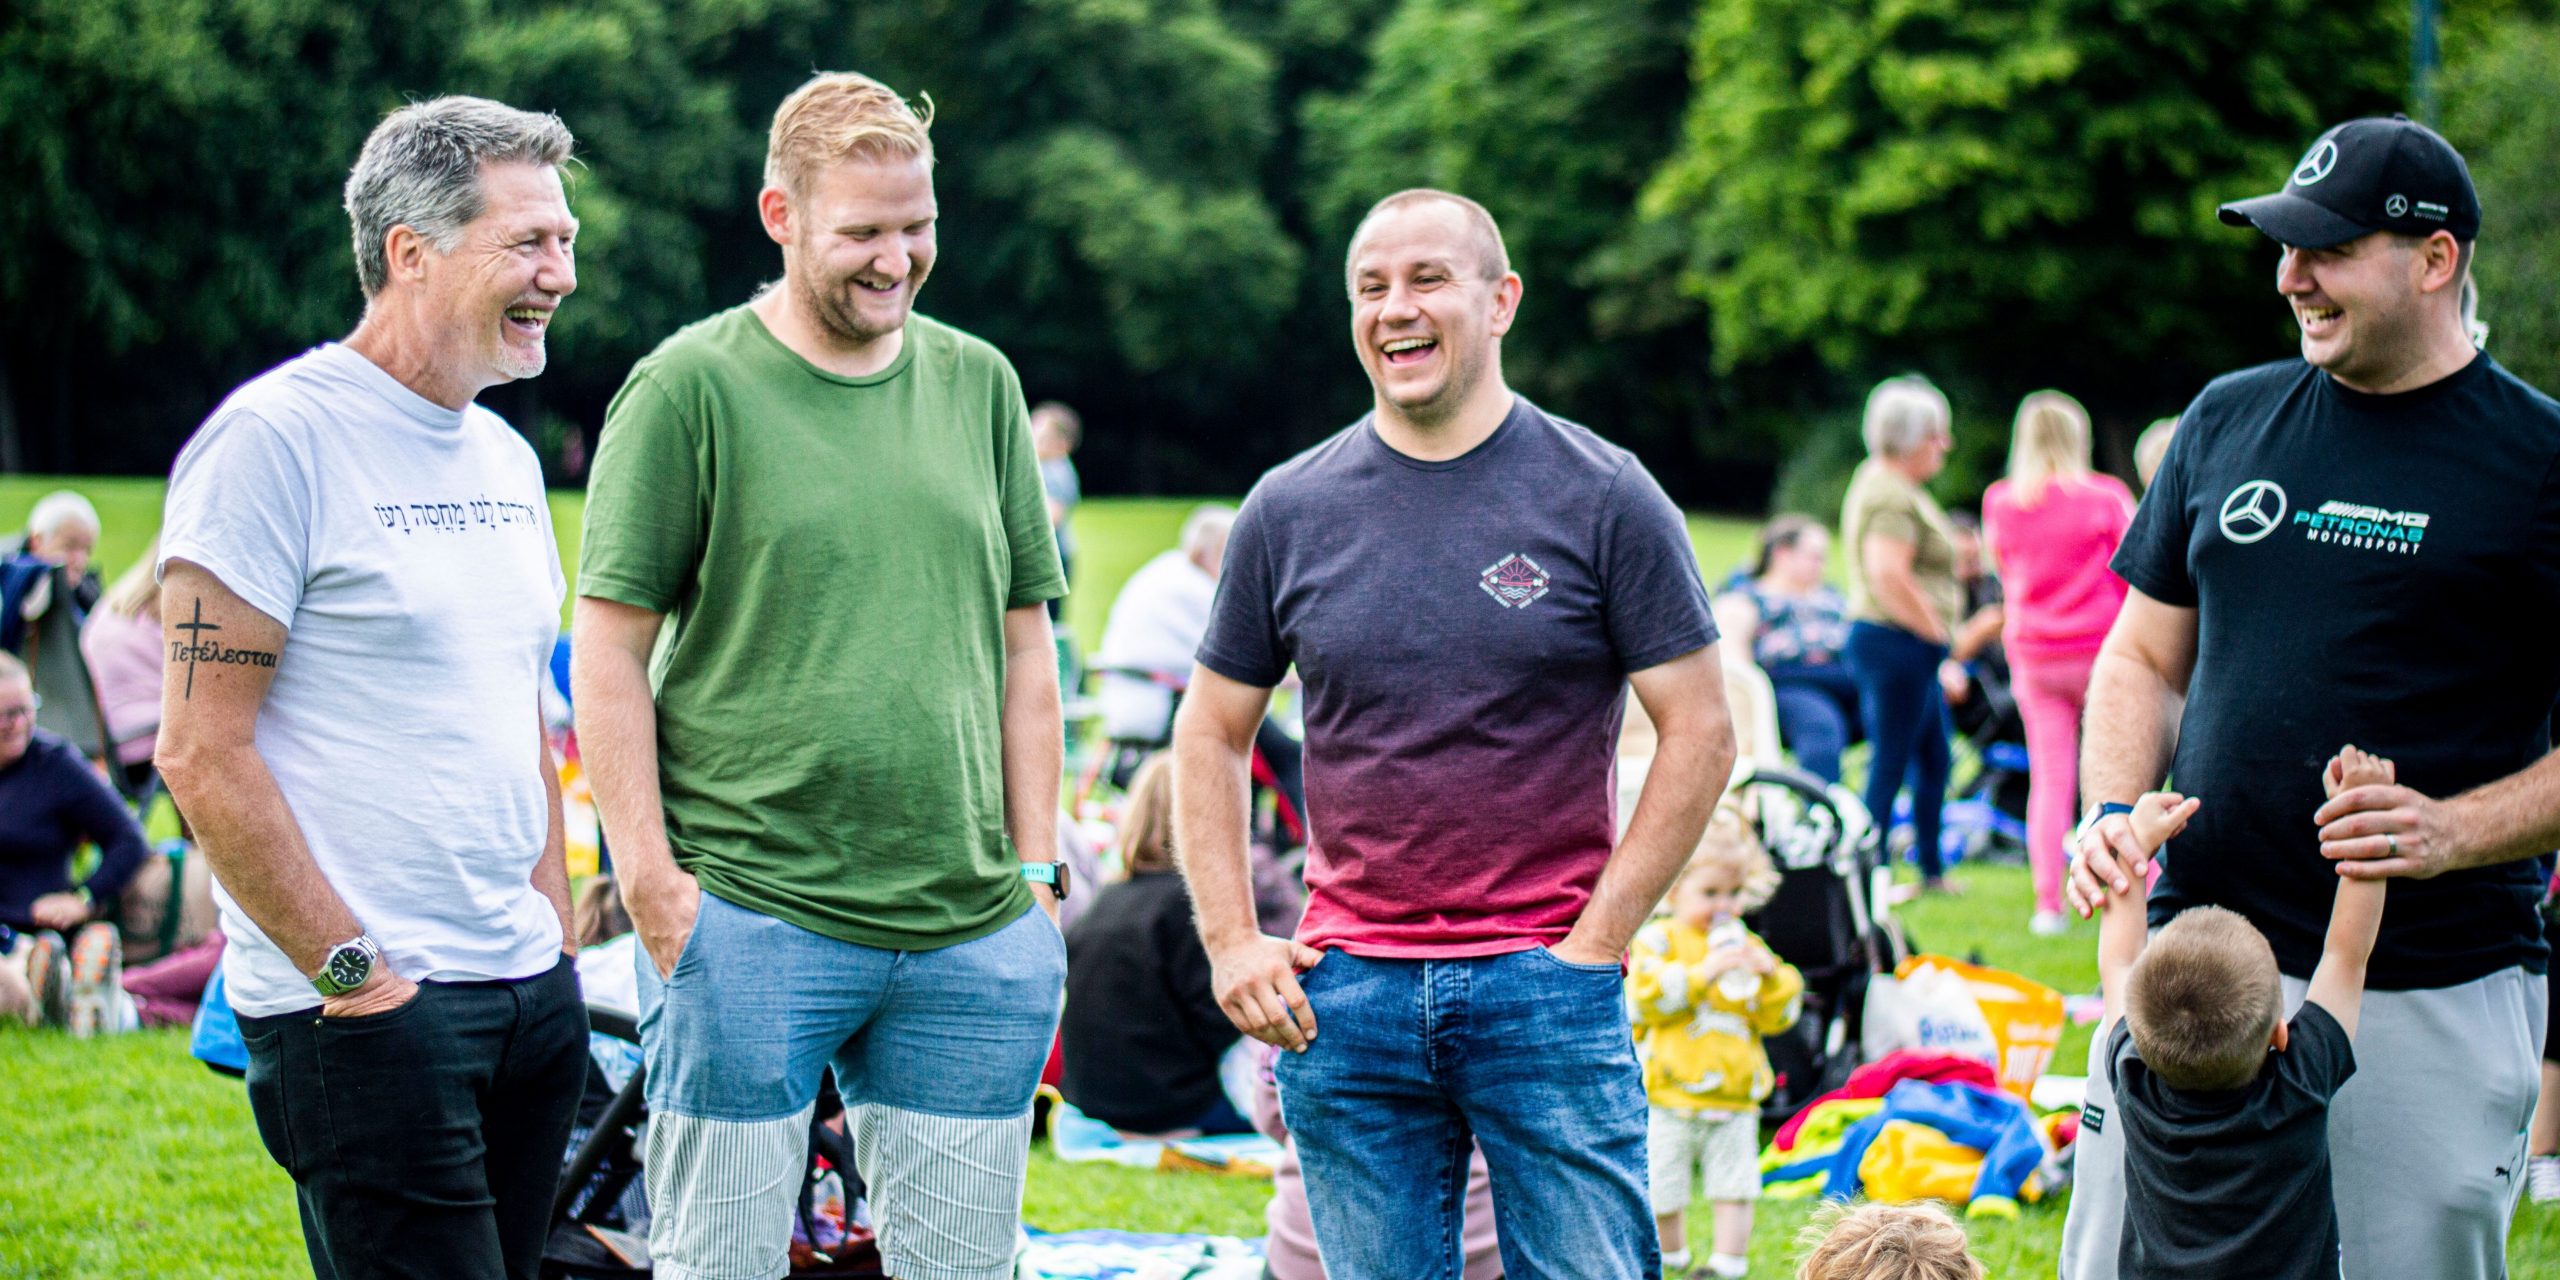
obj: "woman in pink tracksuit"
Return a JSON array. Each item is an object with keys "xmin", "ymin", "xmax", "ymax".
[{"xmin": 1982, "ymin": 391, "xmax": 2135, "ymax": 936}]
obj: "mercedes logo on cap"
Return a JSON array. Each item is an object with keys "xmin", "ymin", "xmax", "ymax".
[
  {"xmin": 2219, "ymin": 480, "xmax": 2288, "ymax": 544},
  {"xmin": 2293, "ymin": 140, "xmax": 2340, "ymax": 187},
  {"xmin": 2386, "ymin": 193, "xmax": 2409, "ymax": 217}
]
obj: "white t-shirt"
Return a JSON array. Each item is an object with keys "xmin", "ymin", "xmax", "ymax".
[
  {"xmin": 160, "ymin": 344, "xmax": 567, "ymax": 1017},
  {"xmin": 1091, "ymin": 549, "xmax": 1217, "ymax": 741}
]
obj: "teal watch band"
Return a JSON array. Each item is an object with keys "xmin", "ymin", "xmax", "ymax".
[{"xmin": 1022, "ymin": 860, "xmax": 1071, "ymax": 901}]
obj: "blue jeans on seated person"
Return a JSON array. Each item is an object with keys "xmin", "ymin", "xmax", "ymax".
[
  {"xmin": 1275, "ymin": 947, "xmax": 1656, "ymax": 1280},
  {"xmin": 1766, "ymin": 661, "xmax": 1861, "ymax": 784}
]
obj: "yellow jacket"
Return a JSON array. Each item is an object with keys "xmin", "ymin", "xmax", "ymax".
[{"xmin": 1628, "ymin": 917, "xmax": 1805, "ymax": 1113}]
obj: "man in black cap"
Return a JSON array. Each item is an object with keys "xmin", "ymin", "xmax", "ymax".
[{"xmin": 2060, "ymin": 115, "xmax": 2558, "ymax": 1279}]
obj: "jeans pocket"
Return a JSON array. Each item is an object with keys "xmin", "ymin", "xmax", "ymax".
[
  {"xmin": 239, "ymin": 1022, "xmax": 300, "ymax": 1174},
  {"xmin": 665, "ymin": 890, "xmax": 722, "ymax": 985},
  {"xmin": 314, "ymin": 982, "xmax": 431, "ymax": 1033},
  {"xmin": 1528, "ymin": 944, "xmax": 1624, "ymax": 975}
]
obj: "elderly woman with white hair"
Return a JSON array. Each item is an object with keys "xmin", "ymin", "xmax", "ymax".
[
  {"xmin": 1, "ymin": 489, "xmax": 103, "ymax": 654},
  {"xmin": 1841, "ymin": 376, "xmax": 1965, "ymax": 894}
]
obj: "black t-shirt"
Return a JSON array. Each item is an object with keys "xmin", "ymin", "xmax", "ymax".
[
  {"xmin": 2115, "ymin": 354, "xmax": 2560, "ymax": 988},
  {"xmin": 1059, "ymin": 871, "xmax": 1240, "ymax": 1133},
  {"xmin": 2110, "ymin": 1001, "xmax": 2356, "ymax": 1280}
]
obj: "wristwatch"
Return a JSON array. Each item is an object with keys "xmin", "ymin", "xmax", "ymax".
[
  {"xmin": 1022, "ymin": 860, "xmax": 1072, "ymax": 902},
  {"xmin": 310, "ymin": 935, "xmax": 382, "ymax": 997},
  {"xmin": 2073, "ymin": 802, "xmax": 2138, "ymax": 851}
]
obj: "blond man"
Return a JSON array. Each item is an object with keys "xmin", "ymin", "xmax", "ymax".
[{"xmin": 575, "ymin": 72, "xmax": 1067, "ymax": 1280}]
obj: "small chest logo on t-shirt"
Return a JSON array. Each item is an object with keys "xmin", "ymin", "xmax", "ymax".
[
  {"xmin": 2080, "ymin": 1101, "xmax": 2105, "ymax": 1135},
  {"xmin": 1479, "ymin": 553, "xmax": 1552, "ymax": 609},
  {"xmin": 2296, "ymin": 497, "xmax": 2429, "ymax": 556}
]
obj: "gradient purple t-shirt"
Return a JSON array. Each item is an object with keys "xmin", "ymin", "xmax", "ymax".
[{"xmin": 1198, "ymin": 397, "xmax": 1717, "ymax": 957}]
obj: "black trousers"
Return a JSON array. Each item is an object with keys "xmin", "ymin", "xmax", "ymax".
[{"xmin": 238, "ymin": 953, "xmax": 585, "ymax": 1280}]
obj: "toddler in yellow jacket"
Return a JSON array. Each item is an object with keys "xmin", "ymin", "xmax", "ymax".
[{"xmin": 1630, "ymin": 808, "xmax": 1804, "ymax": 1279}]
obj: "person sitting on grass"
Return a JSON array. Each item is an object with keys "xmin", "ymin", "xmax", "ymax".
[
  {"xmin": 0, "ymin": 651, "xmax": 150, "ymax": 1034},
  {"xmin": 1061, "ymin": 754, "xmax": 1249, "ymax": 1136},
  {"xmin": 1630, "ymin": 807, "xmax": 1805, "ymax": 1279},
  {"xmin": 2094, "ymin": 747, "xmax": 2389, "ymax": 1280},
  {"xmin": 1794, "ymin": 1201, "xmax": 1983, "ymax": 1280}
]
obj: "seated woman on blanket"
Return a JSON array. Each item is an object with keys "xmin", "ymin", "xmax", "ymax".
[
  {"xmin": 1061, "ymin": 754, "xmax": 1252, "ymax": 1135},
  {"xmin": 0, "ymin": 651, "xmax": 153, "ymax": 1033}
]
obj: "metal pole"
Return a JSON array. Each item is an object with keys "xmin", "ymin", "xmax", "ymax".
[{"xmin": 2412, "ymin": 0, "xmax": 2441, "ymax": 124}]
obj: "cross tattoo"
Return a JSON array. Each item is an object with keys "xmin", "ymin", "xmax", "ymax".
[{"xmin": 174, "ymin": 598, "xmax": 222, "ymax": 699}]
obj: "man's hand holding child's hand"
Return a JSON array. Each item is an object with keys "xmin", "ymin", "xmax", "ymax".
[
  {"xmin": 2127, "ymin": 791, "xmax": 2203, "ymax": 859},
  {"xmin": 2323, "ymin": 744, "xmax": 2395, "ymax": 800}
]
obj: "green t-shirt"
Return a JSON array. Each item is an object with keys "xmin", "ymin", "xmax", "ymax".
[
  {"xmin": 579, "ymin": 306, "xmax": 1066, "ymax": 950},
  {"xmin": 1841, "ymin": 457, "xmax": 1963, "ymax": 635}
]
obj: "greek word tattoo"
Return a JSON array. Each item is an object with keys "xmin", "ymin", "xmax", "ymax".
[{"xmin": 171, "ymin": 597, "xmax": 276, "ymax": 698}]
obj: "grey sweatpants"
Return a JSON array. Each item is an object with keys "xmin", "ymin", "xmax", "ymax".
[{"xmin": 2060, "ymin": 964, "xmax": 2546, "ymax": 1280}]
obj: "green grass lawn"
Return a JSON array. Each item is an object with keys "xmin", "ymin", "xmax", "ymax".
[{"xmin": 3, "ymin": 477, "xmax": 2553, "ymax": 1276}]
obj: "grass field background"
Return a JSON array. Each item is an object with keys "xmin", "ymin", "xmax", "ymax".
[{"xmin": 0, "ymin": 476, "xmax": 2552, "ymax": 1277}]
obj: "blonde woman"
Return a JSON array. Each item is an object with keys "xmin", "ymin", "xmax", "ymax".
[
  {"xmin": 1981, "ymin": 391, "xmax": 2135, "ymax": 935},
  {"xmin": 79, "ymin": 535, "xmax": 165, "ymax": 787}
]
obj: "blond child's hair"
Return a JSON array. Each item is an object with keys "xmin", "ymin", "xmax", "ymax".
[
  {"xmin": 1119, "ymin": 753, "xmax": 1176, "ymax": 875},
  {"xmin": 1677, "ymin": 805, "xmax": 1782, "ymax": 913},
  {"xmin": 2125, "ymin": 905, "xmax": 2283, "ymax": 1090},
  {"xmin": 1796, "ymin": 1200, "xmax": 1984, "ymax": 1280}
]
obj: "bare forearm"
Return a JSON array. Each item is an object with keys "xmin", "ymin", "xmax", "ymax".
[
  {"xmin": 534, "ymin": 730, "xmax": 573, "ymax": 949},
  {"xmin": 572, "ymin": 647, "xmax": 679, "ymax": 883},
  {"xmin": 2081, "ymin": 649, "xmax": 2181, "ymax": 806},
  {"xmin": 1176, "ymin": 733, "xmax": 1261, "ymax": 950},
  {"xmin": 162, "ymin": 757, "xmax": 358, "ymax": 974},
  {"xmin": 2442, "ymin": 750, "xmax": 2560, "ymax": 870},
  {"xmin": 1001, "ymin": 644, "xmax": 1063, "ymax": 872},
  {"xmin": 2098, "ymin": 878, "xmax": 2147, "ymax": 1022},
  {"xmin": 1574, "ymin": 725, "xmax": 1732, "ymax": 956},
  {"xmin": 1872, "ymin": 566, "xmax": 1946, "ymax": 643},
  {"xmin": 2326, "ymin": 877, "xmax": 2385, "ymax": 962},
  {"xmin": 1952, "ymin": 606, "xmax": 2003, "ymax": 663}
]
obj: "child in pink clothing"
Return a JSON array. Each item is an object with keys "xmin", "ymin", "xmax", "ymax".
[{"xmin": 1983, "ymin": 391, "xmax": 2136, "ymax": 933}]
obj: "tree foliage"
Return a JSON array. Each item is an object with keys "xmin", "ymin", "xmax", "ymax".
[{"xmin": 8, "ymin": 0, "xmax": 2549, "ymax": 508}]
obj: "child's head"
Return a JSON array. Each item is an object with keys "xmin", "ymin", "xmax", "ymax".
[
  {"xmin": 1670, "ymin": 807, "xmax": 1780, "ymax": 929},
  {"xmin": 1796, "ymin": 1200, "xmax": 1983, "ymax": 1280},
  {"xmin": 1119, "ymin": 753, "xmax": 1176, "ymax": 875},
  {"xmin": 2126, "ymin": 905, "xmax": 2283, "ymax": 1090},
  {"xmin": 575, "ymin": 875, "xmax": 633, "ymax": 948}
]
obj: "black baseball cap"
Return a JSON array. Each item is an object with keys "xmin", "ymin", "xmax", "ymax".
[{"xmin": 2217, "ymin": 115, "xmax": 2480, "ymax": 248}]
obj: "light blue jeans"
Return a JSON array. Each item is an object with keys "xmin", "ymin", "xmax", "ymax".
[
  {"xmin": 1275, "ymin": 947, "xmax": 1658, "ymax": 1279},
  {"xmin": 636, "ymin": 891, "xmax": 1065, "ymax": 1280}
]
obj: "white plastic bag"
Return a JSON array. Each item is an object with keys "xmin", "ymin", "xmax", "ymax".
[{"xmin": 1861, "ymin": 960, "xmax": 1999, "ymax": 1066}]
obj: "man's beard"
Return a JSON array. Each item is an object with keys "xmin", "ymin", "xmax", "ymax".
[{"xmin": 798, "ymin": 258, "xmax": 912, "ymax": 347}]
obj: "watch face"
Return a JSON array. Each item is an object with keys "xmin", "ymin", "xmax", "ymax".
[{"xmin": 326, "ymin": 945, "xmax": 371, "ymax": 992}]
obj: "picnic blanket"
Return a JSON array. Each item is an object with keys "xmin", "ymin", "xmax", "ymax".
[
  {"xmin": 1022, "ymin": 1229, "xmax": 1264, "ymax": 1280},
  {"xmin": 1047, "ymin": 1101, "xmax": 1282, "ymax": 1178}
]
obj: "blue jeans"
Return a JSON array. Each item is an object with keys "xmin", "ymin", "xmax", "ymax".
[
  {"xmin": 1275, "ymin": 948, "xmax": 1656, "ymax": 1279},
  {"xmin": 1766, "ymin": 661, "xmax": 1861, "ymax": 784},
  {"xmin": 636, "ymin": 892, "xmax": 1065, "ymax": 1280},
  {"xmin": 1846, "ymin": 620, "xmax": 1952, "ymax": 878}
]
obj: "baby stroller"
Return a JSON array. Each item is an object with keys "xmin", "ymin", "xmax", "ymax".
[
  {"xmin": 1731, "ymin": 763, "xmax": 1910, "ymax": 1125},
  {"xmin": 545, "ymin": 1003, "xmax": 888, "ymax": 1279}
]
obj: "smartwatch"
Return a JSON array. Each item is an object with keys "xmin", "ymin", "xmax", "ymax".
[
  {"xmin": 2074, "ymin": 802, "xmax": 2137, "ymax": 851},
  {"xmin": 1022, "ymin": 860, "xmax": 1072, "ymax": 902},
  {"xmin": 310, "ymin": 935, "xmax": 382, "ymax": 998}
]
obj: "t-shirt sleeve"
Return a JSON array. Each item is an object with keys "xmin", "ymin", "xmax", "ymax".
[
  {"xmin": 1195, "ymin": 487, "xmax": 1287, "ymax": 688},
  {"xmin": 2112, "ymin": 398, "xmax": 2202, "ymax": 606},
  {"xmin": 2281, "ymin": 1000, "xmax": 2358, "ymax": 1098},
  {"xmin": 578, "ymin": 371, "xmax": 704, "ymax": 615},
  {"xmin": 1860, "ymin": 485, "xmax": 1922, "ymax": 548},
  {"xmin": 158, "ymin": 409, "xmax": 313, "ymax": 628},
  {"xmin": 1599, "ymin": 459, "xmax": 1719, "ymax": 672},
  {"xmin": 995, "ymin": 368, "xmax": 1068, "ymax": 610}
]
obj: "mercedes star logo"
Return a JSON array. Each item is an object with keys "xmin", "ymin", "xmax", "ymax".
[
  {"xmin": 2385, "ymin": 193, "xmax": 2410, "ymax": 217},
  {"xmin": 2219, "ymin": 480, "xmax": 2288, "ymax": 544},
  {"xmin": 2293, "ymin": 139, "xmax": 2340, "ymax": 187}
]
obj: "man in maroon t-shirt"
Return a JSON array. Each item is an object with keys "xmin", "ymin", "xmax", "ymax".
[{"xmin": 1173, "ymin": 189, "xmax": 1736, "ymax": 1279}]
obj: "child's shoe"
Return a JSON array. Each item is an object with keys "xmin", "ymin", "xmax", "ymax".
[
  {"xmin": 67, "ymin": 923, "xmax": 121, "ymax": 1039},
  {"xmin": 1699, "ymin": 1254, "xmax": 1749, "ymax": 1279},
  {"xmin": 23, "ymin": 930, "xmax": 71, "ymax": 1028},
  {"xmin": 2529, "ymin": 1154, "xmax": 2560, "ymax": 1205}
]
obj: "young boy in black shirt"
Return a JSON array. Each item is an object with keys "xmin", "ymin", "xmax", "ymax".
[{"xmin": 2095, "ymin": 747, "xmax": 2389, "ymax": 1280}]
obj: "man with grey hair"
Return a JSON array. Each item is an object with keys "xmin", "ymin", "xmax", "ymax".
[{"xmin": 155, "ymin": 95, "xmax": 584, "ymax": 1280}]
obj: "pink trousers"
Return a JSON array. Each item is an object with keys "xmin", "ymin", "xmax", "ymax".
[{"xmin": 2011, "ymin": 647, "xmax": 2099, "ymax": 917}]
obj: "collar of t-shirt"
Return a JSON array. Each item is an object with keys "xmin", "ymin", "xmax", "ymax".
[
  {"xmin": 2317, "ymin": 350, "xmax": 2488, "ymax": 413},
  {"xmin": 1360, "ymin": 395, "xmax": 1527, "ymax": 472},
  {"xmin": 313, "ymin": 343, "xmax": 470, "ymax": 433}
]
